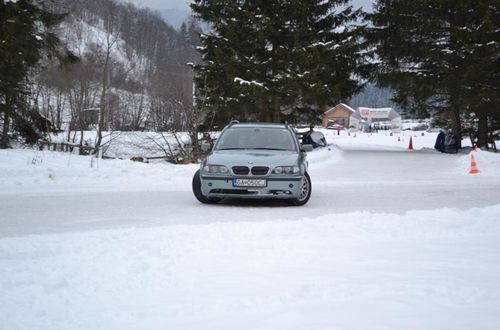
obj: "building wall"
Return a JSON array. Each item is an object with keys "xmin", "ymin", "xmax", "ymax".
[
  {"xmin": 349, "ymin": 117, "xmax": 360, "ymax": 131},
  {"xmin": 391, "ymin": 117, "xmax": 402, "ymax": 133},
  {"xmin": 322, "ymin": 106, "xmax": 351, "ymax": 127}
]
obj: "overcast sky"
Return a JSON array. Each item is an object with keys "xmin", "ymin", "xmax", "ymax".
[
  {"xmin": 126, "ymin": 0, "xmax": 374, "ymax": 13},
  {"xmin": 124, "ymin": 0, "xmax": 374, "ymax": 28}
]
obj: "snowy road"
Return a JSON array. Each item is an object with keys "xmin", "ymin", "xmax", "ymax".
[
  {"xmin": 1, "ymin": 147, "xmax": 500, "ymax": 237},
  {"xmin": 1, "ymin": 134, "xmax": 500, "ymax": 330}
]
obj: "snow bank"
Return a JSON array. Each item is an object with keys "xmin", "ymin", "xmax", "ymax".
[
  {"xmin": 455, "ymin": 149, "xmax": 500, "ymax": 177},
  {"xmin": 324, "ymin": 129, "xmax": 473, "ymax": 151},
  {"xmin": 49, "ymin": 131, "xmax": 193, "ymax": 159},
  {"xmin": 1, "ymin": 135, "xmax": 500, "ymax": 329},
  {"xmin": 1, "ymin": 205, "xmax": 499, "ymax": 330},
  {"xmin": 306, "ymin": 143, "xmax": 344, "ymax": 171},
  {"xmin": 0, "ymin": 148, "xmax": 197, "ymax": 193},
  {"xmin": 0, "ymin": 142, "xmax": 344, "ymax": 194}
]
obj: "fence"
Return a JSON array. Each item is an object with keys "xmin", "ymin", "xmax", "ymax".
[{"xmin": 38, "ymin": 141, "xmax": 97, "ymax": 155}]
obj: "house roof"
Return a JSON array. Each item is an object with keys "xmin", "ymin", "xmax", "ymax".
[{"xmin": 324, "ymin": 103, "xmax": 356, "ymax": 115}]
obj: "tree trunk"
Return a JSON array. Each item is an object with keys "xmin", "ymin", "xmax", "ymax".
[
  {"xmin": 1, "ymin": 109, "xmax": 10, "ymax": 149},
  {"xmin": 272, "ymin": 106, "xmax": 281, "ymax": 123},
  {"xmin": 477, "ymin": 108, "xmax": 489, "ymax": 149},
  {"xmin": 264, "ymin": 103, "xmax": 281, "ymax": 123},
  {"xmin": 95, "ymin": 52, "xmax": 110, "ymax": 154},
  {"xmin": 264, "ymin": 110, "xmax": 272, "ymax": 122},
  {"xmin": 449, "ymin": 96, "xmax": 462, "ymax": 148}
]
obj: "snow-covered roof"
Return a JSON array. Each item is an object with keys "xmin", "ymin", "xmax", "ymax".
[{"xmin": 324, "ymin": 103, "xmax": 356, "ymax": 115}]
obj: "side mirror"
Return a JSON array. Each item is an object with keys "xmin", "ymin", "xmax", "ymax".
[
  {"xmin": 301, "ymin": 144, "xmax": 313, "ymax": 152},
  {"xmin": 201, "ymin": 141, "xmax": 212, "ymax": 152}
]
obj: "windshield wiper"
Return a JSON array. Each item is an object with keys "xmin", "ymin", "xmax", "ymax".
[
  {"xmin": 217, "ymin": 148, "xmax": 247, "ymax": 150},
  {"xmin": 252, "ymin": 148, "xmax": 289, "ymax": 151}
]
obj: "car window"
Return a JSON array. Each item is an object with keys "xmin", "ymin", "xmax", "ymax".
[{"xmin": 215, "ymin": 127, "xmax": 296, "ymax": 151}]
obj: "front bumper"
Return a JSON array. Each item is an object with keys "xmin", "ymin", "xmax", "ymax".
[{"xmin": 200, "ymin": 175, "xmax": 303, "ymax": 199}]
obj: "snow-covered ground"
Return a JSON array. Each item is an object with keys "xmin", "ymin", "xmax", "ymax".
[
  {"xmin": 1, "ymin": 131, "xmax": 500, "ymax": 330},
  {"xmin": 322, "ymin": 128, "xmax": 473, "ymax": 151}
]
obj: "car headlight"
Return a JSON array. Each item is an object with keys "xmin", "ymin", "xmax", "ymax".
[
  {"xmin": 202, "ymin": 165, "xmax": 229, "ymax": 174},
  {"xmin": 272, "ymin": 166, "xmax": 300, "ymax": 174}
]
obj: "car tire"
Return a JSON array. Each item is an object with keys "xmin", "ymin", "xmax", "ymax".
[
  {"xmin": 287, "ymin": 172, "xmax": 312, "ymax": 206},
  {"xmin": 192, "ymin": 169, "xmax": 221, "ymax": 204}
]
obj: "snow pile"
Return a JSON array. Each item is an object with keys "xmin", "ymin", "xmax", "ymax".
[
  {"xmin": 306, "ymin": 143, "xmax": 344, "ymax": 171},
  {"xmin": 49, "ymin": 131, "xmax": 193, "ymax": 159},
  {"xmin": 1, "ymin": 132, "xmax": 500, "ymax": 329},
  {"xmin": 0, "ymin": 148, "xmax": 197, "ymax": 193},
  {"xmin": 455, "ymin": 149, "xmax": 500, "ymax": 177},
  {"xmin": 1, "ymin": 205, "xmax": 500, "ymax": 330}
]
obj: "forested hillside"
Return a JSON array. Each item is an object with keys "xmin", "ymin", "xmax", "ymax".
[
  {"xmin": 29, "ymin": 0, "xmax": 200, "ymax": 143},
  {"xmin": 348, "ymin": 84, "xmax": 403, "ymax": 116},
  {"xmin": 1, "ymin": 0, "xmax": 498, "ymax": 151}
]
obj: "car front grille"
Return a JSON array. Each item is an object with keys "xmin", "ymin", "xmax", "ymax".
[
  {"xmin": 232, "ymin": 166, "xmax": 249, "ymax": 175},
  {"xmin": 232, "ymin": 166, "xmax": 269, "ymax": 175},
  {"xmin": 251, "ymin": 166, "xmax": 269, "ymax": 175}
]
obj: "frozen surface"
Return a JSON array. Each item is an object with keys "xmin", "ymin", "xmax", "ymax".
[
  {"xmin": 1, "ymin": 131, "xmax": 500, "ymax": 330},
  {"xmin": 2, "ymin": 206, "xmax": 500, "ymax": 330}
]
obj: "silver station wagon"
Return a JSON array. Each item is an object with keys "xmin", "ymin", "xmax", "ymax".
[{"xmin": 192, "ymin": 122, "xmax": 313, "ymax": 206}]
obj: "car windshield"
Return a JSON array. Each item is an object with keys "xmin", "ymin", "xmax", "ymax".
[{"xmin": 215, "ymin": 127, "xmax": 296, "ymax": 151}]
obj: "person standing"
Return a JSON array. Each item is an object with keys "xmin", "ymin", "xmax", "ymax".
[
  {"xmin": 444, "ymin": 129, "xmax": 459, "ymax": 154},
  {"xmin": 434, "ymin": 130, "xmax": 446, "ymax": 153}
]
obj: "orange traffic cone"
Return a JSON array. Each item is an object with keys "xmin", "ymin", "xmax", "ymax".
[
  {"xmin": 469, "ymin": 153, "xmax": 480, "ymax": 174},
  {"xmin": 408, "ymin": 136, "xmax": 413, "ymax": 150}
]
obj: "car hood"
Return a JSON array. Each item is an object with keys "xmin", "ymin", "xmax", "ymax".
[{"xmin": 206, "ymin": 150, "xmax": 300, "ymax": 168}]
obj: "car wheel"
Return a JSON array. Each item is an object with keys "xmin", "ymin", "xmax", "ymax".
[
  {"xmin": 192, "ymin": 169, "xmax": 221, "ymax": 204},
  {"xmin": 288, "ymin": 172, "xmax": 312, "ymax": 206}
]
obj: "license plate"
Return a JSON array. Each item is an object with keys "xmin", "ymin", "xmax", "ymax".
[{"xmin": 233, "ymin": 179, "xmax": 267, "ymax": 187}]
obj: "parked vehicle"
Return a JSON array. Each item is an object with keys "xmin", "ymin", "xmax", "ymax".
[
  {"xmin": 427, "ymin": 127, "xmax": 444, "ymax": 133},
  {"xmin": 327, "ymin": 123, "xmax": 344, "ymax": 130},
  {"xmin": 412, "ymin": 124, "xmax": 429, "ymax": 131},
  {"xmin": 192, "ymin": 122, "xmax": 313, "ymax": 206}
]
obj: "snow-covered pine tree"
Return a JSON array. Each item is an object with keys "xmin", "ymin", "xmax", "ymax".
[
  {"xmin": 366, "ymin": 0, "xmax": 500, "ymax": 146},
  {"xmin": 459, "ymin": 0, "xmax": 500, "ymax": 148},
  {"xmin": 0, "ymin": 0, "xmax": 69, "ymax": 148},
  {"xmin": 191, "ymin": 0, "xmax": 365, "ymax": 125}
]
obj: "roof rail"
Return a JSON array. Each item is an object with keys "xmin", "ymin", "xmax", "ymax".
[{"xmin": 228, "ymin": 120, "xmax": 239, "ymax": 127}]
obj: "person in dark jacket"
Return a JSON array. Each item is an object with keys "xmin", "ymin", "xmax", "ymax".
[
  {"xmin": 443, "ymin": 129, "xmax": 459, "ymax": 154},
  {"xmin": 302, "ymin": 125, "xmax": 327, "ymax": 148},
  {"xmin": 434, "ymin": 130, "xmax": 446, "ymax": 152}
]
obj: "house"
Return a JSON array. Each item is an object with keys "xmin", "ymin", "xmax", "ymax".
[{"xmin": 321, "ymin": 103, "xmax": 356, "ymax": 128}]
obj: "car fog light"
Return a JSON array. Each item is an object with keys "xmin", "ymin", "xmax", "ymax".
[
  {"xmin": 289, "ymin": 184, "xmax": 294, "ymax": 188},
  {"xmin": 208, "ymin": 182, "xmax": 213, "ymax": 187}
]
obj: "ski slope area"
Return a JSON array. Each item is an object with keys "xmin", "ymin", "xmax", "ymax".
[{"xmin": 1, "ymin": 132, "xmax": 500, "ymax": 330}]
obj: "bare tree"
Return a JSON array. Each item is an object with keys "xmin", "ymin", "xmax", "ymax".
[{"xmin": 94, "ymin": 0, "xmax": 121, "ymax": 154}]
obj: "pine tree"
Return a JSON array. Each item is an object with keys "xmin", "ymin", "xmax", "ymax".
[
  {"xmin": 191, "ymin": 0, "xmax": 366, "ymax": 126},
  {"xmin": 0, "ymin": 0, "xmax": 68, "ymax": 148},
  {"xmin": 460, "ymin": 0, "xmax": 500, "ymax": 147},
  {"xmin": 366, "ymin": 0, "xmax": 500, "ymax": 147}
]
